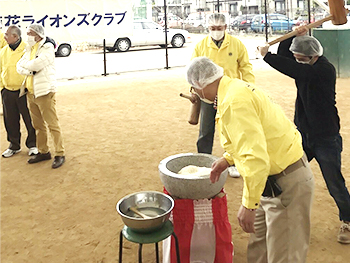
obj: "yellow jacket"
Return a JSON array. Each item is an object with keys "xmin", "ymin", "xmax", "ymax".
[
  {"xmin": 216, "ymin": 76, "xmax": 303, "ymax": 209},
  {"xmin": 191, "ymin": 33, "xmax": 255, "ymax": 84},
  {"xmin": 0, "ymin": 41, "xmax": 26, "ymax": 90},
  {"xmin": 0, "ymin": 31, "xmax": 6, "ymax": 50}
]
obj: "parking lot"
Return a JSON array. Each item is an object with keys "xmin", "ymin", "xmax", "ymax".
[{"xmin": 55, "ymin": 32, "xmax": 279, "ymax": 80}]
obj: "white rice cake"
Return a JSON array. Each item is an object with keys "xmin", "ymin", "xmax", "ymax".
[{"xmin": 178, "ymin": 165, "xmax": 212, "ymax": 177}]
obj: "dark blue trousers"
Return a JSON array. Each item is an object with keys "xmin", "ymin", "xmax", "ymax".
[
  {"xmin": 302, "ymin": 132, "xmax": 350, "ymax": 222},
  {"xmin": 1, "ymin": 88, "xmax": 36, "ymax": 150},
  {"xmin": 197, "ymin": 101, "xmax": 216, "ymax": 154}
]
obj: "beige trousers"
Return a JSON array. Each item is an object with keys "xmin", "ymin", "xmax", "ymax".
[
  {"xmin": 27, "ymin": 93, "xmax": 65, "ymax": 156},
  {"xmin": 247, "ymin": 154, "xmax": 314, "ymax": 263}
]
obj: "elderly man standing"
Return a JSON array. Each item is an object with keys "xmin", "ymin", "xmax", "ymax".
[
  {"xmin": 17, "ymin": 23, "xmax": 65, "ymax": 169},
  {"xmin": 258, "ymin": 26, "xmax": 350, "ymax": 244},
  {"xmin": 186, "ymin": 57, "xmax": 314, "ymax": 263},
  {"xmin": 0, "ymin": 29, "xmax": 7, "ymax": 49},
  {"xmin": 0, "ymin": 25, "xmax": 38, "ymax": 158},
  {"xmin": 191, "ymin": 13, "xmax": 255, "ymax": 156},
  {"xmin": 1, "ymin": 28, "xmax": 7, "ymax": 116}
]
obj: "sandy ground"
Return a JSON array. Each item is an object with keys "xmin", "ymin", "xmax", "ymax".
[{"xmin": 1, "ymin": 62, "xmax": 350, "ymax": 263}]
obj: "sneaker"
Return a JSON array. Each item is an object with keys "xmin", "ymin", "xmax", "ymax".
[
  {"xmin": 28, "ymin": 152, "xmax": 52, "ymax": 164},
  {"xmin": 338, "ymin": 221, "xmax": 350, "ymax": 244},
  {"xmin": 28, "ymin": 147, "xmax": 39, "ymax": 156},
  {"xmin": 228, "ymin": 166, "xmax": 240, "ymax": 178},
  {"xmin": 2, "ymin": 148, "xmax": 21, "ymax": 158}
]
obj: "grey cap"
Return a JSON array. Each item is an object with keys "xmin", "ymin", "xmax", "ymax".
[
  {"xmin": 27, "ymin": 23, "xmax": 45, "ymax": 39},
  {"xmin": 289, "ymin": 35, "xmax": 323, "ymax": 56}
]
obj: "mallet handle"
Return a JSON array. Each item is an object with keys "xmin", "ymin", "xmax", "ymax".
[
  {"xmin": 180, "ymin": 93, "xmax": 193, "ymax": 101},
  {"xmin": 180, "ymin": 93, "xmax": 201, "ymax": 125},
  {"xmin": 268, "ymin": 15, "xmax": 333, "ymax": 46}
]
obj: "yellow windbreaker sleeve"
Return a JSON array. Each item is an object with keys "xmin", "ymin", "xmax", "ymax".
[
  {"xmin": 217, "ymin": 76, "xmax": 303, "ymax": 209},
  {"xmin": 0, "ymin": 31, "xmax": 6, "ymax": 50},
  {"xmin": 236, "ymin": 40, "xmax": 255, "ymax": 84},
  {"xmin": 220, "ymin": 92, "xmax": 270, "ymax": 209},
  {"xmin": 0, "ymin": 48, "xmax": 3, "ymax": 88}
]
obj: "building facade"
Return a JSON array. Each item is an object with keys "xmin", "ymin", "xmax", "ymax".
[{"xmin": 153, "ymin": 0, "xmax": 330, "ymax": 20}]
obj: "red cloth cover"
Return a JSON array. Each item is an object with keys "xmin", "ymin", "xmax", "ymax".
[{"xmin": 163, "ymin": 188, "xmax": 234, "ymax": 263}]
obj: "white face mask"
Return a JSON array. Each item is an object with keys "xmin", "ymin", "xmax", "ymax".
[
  {"xmin": 192, "ymin": 89, "xmax": 215, "ymax": 104},
  {"xmin": 210, "ymin": 30, "xmax": 225, "ymax": 41},
  {"xmin": 27, "ymin": 35, "xmax": 36, "ymax": 47},
  {"xmin": 200, "ymin": 89, "xmax": 215, "ymax": 104},
  {"xmin": 296, "ymin": 58, "xmax": 311, "ymax": 64},
  {"xmin": 200, "ymin": 97, "xmax": 215, "ymax": 104}
]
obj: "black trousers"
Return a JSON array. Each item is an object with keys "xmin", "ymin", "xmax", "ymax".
[{"xmin": 1, "ymin": 88, "xmax": 36, "ymax": 150}]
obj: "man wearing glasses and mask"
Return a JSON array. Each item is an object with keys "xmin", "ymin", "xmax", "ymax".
[
  {"xmin": 190, "ymin": 13, "xmax": 255, "ymax": 178},
  {"xmin": 186, "ymin": 56, "xmax": 314, "ymax": 263}
]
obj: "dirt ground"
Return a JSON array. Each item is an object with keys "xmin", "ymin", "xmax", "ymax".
[{"xmin": 1, "ymin": 63, "xmax": 350, "ymax": 263}]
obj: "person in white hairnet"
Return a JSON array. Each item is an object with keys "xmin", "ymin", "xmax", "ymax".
[
  {"xmin": 186, "ymin": 56, "xmax": 314, "ymax": 263},
  {"xmin": 17, "ymin": 23, "xmax": 66, "ymax": 169},
  {"xmin": 189, "ymin": 13, "xmax": 255, "ymax": 178},
  {"xmin": 258, "ymin": 25, "xmax": 350, "ymax": 244}
]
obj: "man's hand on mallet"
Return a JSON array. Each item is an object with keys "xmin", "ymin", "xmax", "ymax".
[
  {"xmin": 258, "ymin": 44, "xmax": 270, "ymax": 57},
  {"xmin": 294, "ymin": 25, "xmax": 308, "ymax": 36}
]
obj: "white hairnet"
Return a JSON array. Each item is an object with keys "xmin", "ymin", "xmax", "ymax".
[
  {"xmin": 186, "ymin": 57, "xmax": 224, "ymax": 90},
  {"xmin": 289, "ymin": 35, "xmax": 323, "ymax": 56},
  {"xmin": 28, "ymin": 23, "xmax": 45, "ymax": 39},
  {"xmin": 208, "ymin": 13, "xmax": 226, "ymax": 26}
]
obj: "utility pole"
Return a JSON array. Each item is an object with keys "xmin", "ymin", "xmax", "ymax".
[
  {"xmin": 264, "ymin": 0, "xmax": 268, "ymax": 42},
  {"xmin": 164, "ymin": 0, "xmax": 169, "ymax": 69}
]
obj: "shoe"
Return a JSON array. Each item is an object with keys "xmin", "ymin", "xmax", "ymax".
[
  {"xmin": 28, "ymin": 152, "xmax": 51, "ymax": 164},
  {"xmin": 338, "ymin": 221, "xmax": 350, "ymax": 244},
  {"xmin": 228, "ymin": 166, "xmax": 240, "ymax": 178},
  {"xmin": 52, "ymin": 156, "xmax": 65, "ymax": 169},
  {"xmin": 28, "ymin": 147, "xmax": 39, "ymax": 156},
  {"xmin": 2, "ymin": 148, "xmax": 21, "ymax": 158}
]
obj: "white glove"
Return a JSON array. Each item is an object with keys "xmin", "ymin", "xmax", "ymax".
[
  {"xmin": 258, "ymin": 44, "xmax": 270, "ymax": 57},
  {"xmin": 25, "ymin": 45, "xmax": 32, "ymax": 52}
]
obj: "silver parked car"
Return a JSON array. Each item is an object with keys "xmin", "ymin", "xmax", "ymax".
[{"xmin": 102, "ymin": 20, "xmax": 191, "ymax": 52}]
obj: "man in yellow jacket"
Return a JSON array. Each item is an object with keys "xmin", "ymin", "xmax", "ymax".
[
  {"xmin": 0, "ymin": 25, "xmax": 37, "ymax": 158},
  {"xmin": 191, "ymin": 13, "xmax": 255, "ymax": 158},
  {"xmin": 0, "ymin": 29, "xmax": 7, "ymax": 49},
  {"xmin": 186, "ymin": 57, "xmax": 314, "ymax": 263},
  {"xmin": 0, "ymin": 29, "xmax": 6, "ymax": 116}
]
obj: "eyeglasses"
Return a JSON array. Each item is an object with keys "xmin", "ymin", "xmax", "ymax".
[{"xmin": 190, "ymin": 86, "xmax": 202, "ymax": 98}]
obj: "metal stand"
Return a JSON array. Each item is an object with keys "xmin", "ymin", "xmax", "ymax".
[{"xmin": 119, "ymin": 220, "xmax": 180, "ymax": 263}]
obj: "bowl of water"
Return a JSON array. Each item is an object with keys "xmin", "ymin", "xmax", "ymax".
[{"xmin": 116, "ymin": 191, "xmax": 174, "ymax": 233}]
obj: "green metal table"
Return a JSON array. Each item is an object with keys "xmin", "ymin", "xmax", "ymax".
[{"xmin": 119, "ymin": 220, "xmax": 180, "ymax": 263}]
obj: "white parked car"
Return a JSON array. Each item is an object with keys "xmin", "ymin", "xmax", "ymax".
[
  {"xmin": 55, "ymin": 41, "xmax": 72, "ymax": 57},
  {"xmin": 100, "ymin": 20, "xmax": 191, "ymax": 52}
]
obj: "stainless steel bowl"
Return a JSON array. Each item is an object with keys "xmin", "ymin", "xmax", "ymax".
[
  {"xmin": 159, "ymin": 153, "xmax": 228, "ymax": 199},
  {"xmin": 116, "ymin": 191, "xmax": 174, "ymax": 233}
]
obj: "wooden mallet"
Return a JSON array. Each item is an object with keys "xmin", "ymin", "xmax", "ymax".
[
  {"xmin": 180, "ymin": 93, "xmax": 201, "ymax": 125},
  {"xmin": 268, "ymin": 0, "xmax": 349, "ymax": 46}
]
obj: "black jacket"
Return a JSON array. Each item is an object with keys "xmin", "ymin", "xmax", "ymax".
[
  {"xmin": 45, "ymin": 36, "xmax": 56, "ymax": 48},
  {"xmin": 263, "ymin": 37, "xmax": 340, "ymax": 137}
]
